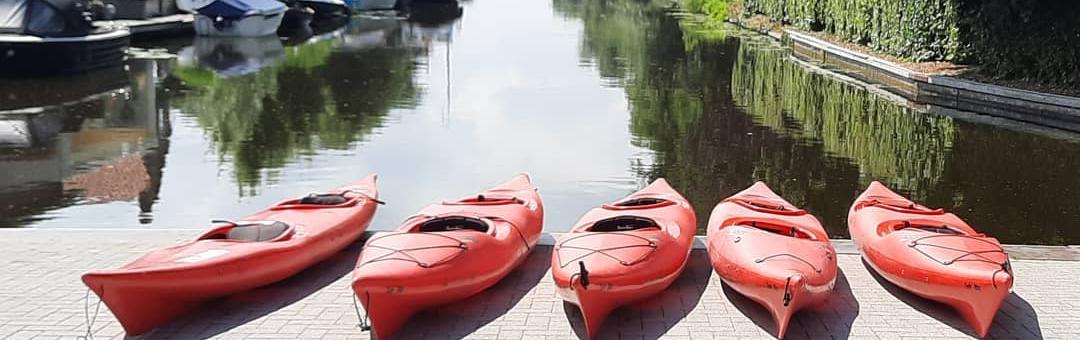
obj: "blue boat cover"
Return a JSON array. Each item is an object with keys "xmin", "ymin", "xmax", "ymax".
[{"xmin": 196, "ymin": 0, "xmax": 284, "ymax": 19}]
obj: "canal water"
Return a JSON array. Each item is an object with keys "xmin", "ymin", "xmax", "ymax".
[{"xmin": 1, "ymin": 0, "xmax": 1078, "ymax": 245}]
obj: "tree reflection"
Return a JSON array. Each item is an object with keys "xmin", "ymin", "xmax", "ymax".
[
  {"xmin": 554, "ymin": 0, "xmax": 866, "ymax": 235},
  {"xmin": 555, "ymin": 0, "xmax": 1080, "ymax": 244},
  {"xmin": 172, "ymin": 32, "xmax": 422, "ymax": 192},
  {"xmin": 732, "ymin": 41, "xmax": 957, "ymax": 200}
]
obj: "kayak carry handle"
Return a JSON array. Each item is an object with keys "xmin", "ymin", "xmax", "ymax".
[
  {"xmin": 578, "ymin": 261, "xmax": 590, "ymax": 289},
  {"xmin": 782, "ymin": 276, "xmax": 793, "ymax": 307}
]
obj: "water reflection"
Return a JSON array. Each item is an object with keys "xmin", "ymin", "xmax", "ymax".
[
  {"xmin": 179, "ymin": 37, "xmax": 286, "ymax": 78},
  {"xmin": 172, "ymin": 28, "xmax": 422, "ymax": 190},
  {"xmin": 0, "ymin": 61, "xmax": 172, "ymax": 226},
  {"xmin": 3, "ymin": 0, "xmax": 1078, "ymax": 245},
  {"xmin": 556, "ymin": 0, "xmax": 1080, "ymax": 244},
  {"xmin": 732, "ymin": 40, "xmax": 956, "ymax": 200}
]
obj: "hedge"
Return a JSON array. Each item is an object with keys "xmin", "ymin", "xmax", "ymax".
[
  {"xmin": 960, "ymin": 0, "xmax": 1080, "ymax": 86},
  {"xmin": 741, "ymin": 0, "xmax": 960, "ymax": 61},
  {"xmin": 733, "ymin": 0, "xmax": 1079, "ymax": 87}
]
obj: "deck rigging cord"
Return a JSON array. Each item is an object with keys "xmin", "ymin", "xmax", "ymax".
[
  {"xmin": 359, "ymin": 231, "xmax": 469, "ymax": 268},
  {"xmin": 357, "ymin": 198, "xmax": 534, "ymax": 268},
  {"xmin": 353, "ymin": 291, "xmax": 372, "ymax": 332},
  {"xmin": 555, "ymin": 232, "xmax": 657, "ymax": 268},
  {"xmin": 905, "ymin": 222, "xmax": 1011, "ymax": 288},
  {"xmin": 755, "ymin": 253, "xmax": 823, "ymax": 274},
  {"xmin": 77, "ymin": 288, "xmax": 103, "ymax": 340}
]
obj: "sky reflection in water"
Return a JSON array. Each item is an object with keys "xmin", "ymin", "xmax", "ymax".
[{"xmin": 1, "ymin": 0, "xmax": 1079, "ymax": 245}]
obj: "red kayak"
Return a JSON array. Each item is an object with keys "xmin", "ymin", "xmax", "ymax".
[
  {"xmin": 552, "ymin": 178, "xmax": 696, "ymax": 339},
  {"xmin": 82, "ymin": 175, "xmax": 381, "ymax": 336},
  {"xmin": 849, "ymin": 181, "xmax": 1012, "ymax": 337},
  {"xmin": 351, "ymin": 174, "xmax": 543, "ymax": 339},
  {"xmin": 706, "ymin": 182, "xmax": 837, "ymax": 339}
]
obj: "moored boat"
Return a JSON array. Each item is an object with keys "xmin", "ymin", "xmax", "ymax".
[
  {"xmin": 849, "ymin": 181, "xmax": 1012, "ymax": 338},
  {"xmin": 351, "ymin": 174, "xmax": 543, "ymax": 340},
  {"xmin": 350, "ymin": 0, "xmax": 396, "ymax": 11},
  {"xmin": 0, "ymin": 0, "xmax": 130, "ymax": 76},
  {"xmin": 177, "ymin": 35, "xmax": 285, "ymax": 77},
  {"xmin": 179, "ymin": 0, "xmax": 286, "ymax": 36},
  {"xmin": 298, "ymin": 0, "xmax": 349, "ymax": 18},
  {"xmin": 552, "ymin": 178, "xmax": 696, "ymax": 339},
  {"xmin": 707, "ymin": 181, "xmax": 837, "ymax": 338},
  {"xmin": 278, "ymin": 2, "xmax": 315, "ymax": 37},
  {"xmin": 82, "ymin": 175, "xmax": 381, "ymax": 336}
]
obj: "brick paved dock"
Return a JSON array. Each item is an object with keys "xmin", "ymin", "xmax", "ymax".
[{"xmin": 2, "ymin": 229, "xmax": 1077, "ymax": 339}]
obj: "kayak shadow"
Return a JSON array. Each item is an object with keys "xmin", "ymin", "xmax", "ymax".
[
  {"xmin": 563, "ymin": 249, "xmax": 712, "ymax": 339},
  {"xmin": 141, "ymin": 241, "xmax": 365, "ymax": 339},
  {"xmin": 394, "ymin": 245, "xmax": 554, "ymax": 339},
  {"xmin": 721, "ymin": 268, "xmax": 859, "ymax": 339},
  {"xmin": 862, "ymin": 259, "xmax": 1044, "ymax": 339},
  {"xmin": 991, "ymin": 293, "xmax": 1044, "ymax": 339}
]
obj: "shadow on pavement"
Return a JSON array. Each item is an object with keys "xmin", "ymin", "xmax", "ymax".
[
  {"xmin": 722, "ymin": 268, "xmax": 860, "ymax": 339},
  {"xmin": 862, "ymin": 259, "xmax": 1044, "ymax": 339},
  {"xmin": 562, "ymin": 250, "xmax": 712, "ymax": 339},
  {"xmin": 141, "ymin": 241, "xmax": 364, "ymax": 339},
  {"xmin": 393, "ymin": 245, "xmax": 554, "ymax": 339}
]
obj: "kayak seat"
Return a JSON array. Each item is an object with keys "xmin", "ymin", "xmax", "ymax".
[
  {"xmin": 226, "ymin": 221, "xmax": 292, "ymax": 241},
  {"xmin": 299, "ymin": 193, "xmax": 348, "ymax": 205},
  {"xmin": 590, "ymin": 216, "xmax": 660, "ymax": 232},
  {"xmin": 419, "ymin": 216, "xmax": 489, "ymax": 232}
]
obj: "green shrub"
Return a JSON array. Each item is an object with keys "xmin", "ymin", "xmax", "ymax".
[
  {"xmin": 685, "ymin": 0, "xmax": 730, "ymax": 24},
  {"xmin": 960, "ymin": 0, "xmax": 1080, "ymax": 86},
  {"xmin": 712, "ymin": 0, "xmax": 1077, "ymax": 87}
]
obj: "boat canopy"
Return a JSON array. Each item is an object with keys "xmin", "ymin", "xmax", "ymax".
[
  {"xmin": 178, "ymin": 0, "xmax": 285, "ymax": 18},
  {"xmin": 0, "ymin": 0, "xmax": 95, "ymax": 37},
  {"xmin": 301, "ymin": 0, "xmax": 346, "ymax": 5}
]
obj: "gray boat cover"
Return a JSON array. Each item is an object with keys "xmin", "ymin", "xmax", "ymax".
[{"xmin": 0, "ymin": 0, "xmax": 94, "ymax": 37}]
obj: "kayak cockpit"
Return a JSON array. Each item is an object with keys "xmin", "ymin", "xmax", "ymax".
[
  {"xmin": 724, "ymin": 196, "xmax": 806, "ymax": 215},
  {"xmin": 588, "ymin": 216, "xmax": 660, "ymax": 232},
  {"xmin": 878, "ymin": 220, "xmax": 968, "ymax": 237},
  {"xmin": 734, "ymin": 220, "xmax": 816, "ymax": 240},
  {"xmin": 199, "ymin": 220, "xmax": 295, "ymax": 242},
  {"xmin": 196, "ymin": 191, "xmax": 379, "ymax": 242},
  {"xmin": 857, "ymin": 197, "xmax": 944, "ymax": 215},
  {"xmin": 270, "ymin": 192, "xmax": 376, "ymax": 210},
  {"xmin": 417, "ymin": 215, "xmax": 490, "ymax": 233},
  {"xmin": 444, "ymin": 194, "xmax": 525, "ymax": 206},
  {"xmin": 602, "ymin": 197, "xmax": 675, "ymax": 210}
]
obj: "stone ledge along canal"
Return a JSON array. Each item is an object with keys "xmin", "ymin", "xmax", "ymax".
[{"xmin": 1, "ymin": 0, "xmax": 1078, "ymax": 246}]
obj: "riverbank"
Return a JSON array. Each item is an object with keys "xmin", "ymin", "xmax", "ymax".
[
  {"xmin": 693, "ymin": 10, "xmax": 1080, "ymax": 133},
  {"xmin": 3, "ymin": 229, "xmax": 1076, "ymax": 339}
]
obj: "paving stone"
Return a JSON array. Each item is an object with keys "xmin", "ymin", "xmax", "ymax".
[{"xmin": 0, "ymin": 229, "xmax": 1074, "ymax": 339}]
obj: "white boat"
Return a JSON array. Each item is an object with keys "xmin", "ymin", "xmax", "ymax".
[
  {"xmin": 0, "ymin": 0, "xmax": 131, "ymax": 76},
  {"xmin": 179, "ymin": 0, "xmax": 286, "ymax": 36},
  {"xmin": 177, "ymin": 36, "xmax": 285, "ymax": 77}
]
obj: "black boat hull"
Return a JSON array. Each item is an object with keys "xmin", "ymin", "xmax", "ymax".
[
  {"xmin": 298, "ymin": 0, "xmax": 350, "ymax": 18},
  {"xmin": 0, "ymin": 30, "xmax": 131, "ymax": 77}
]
